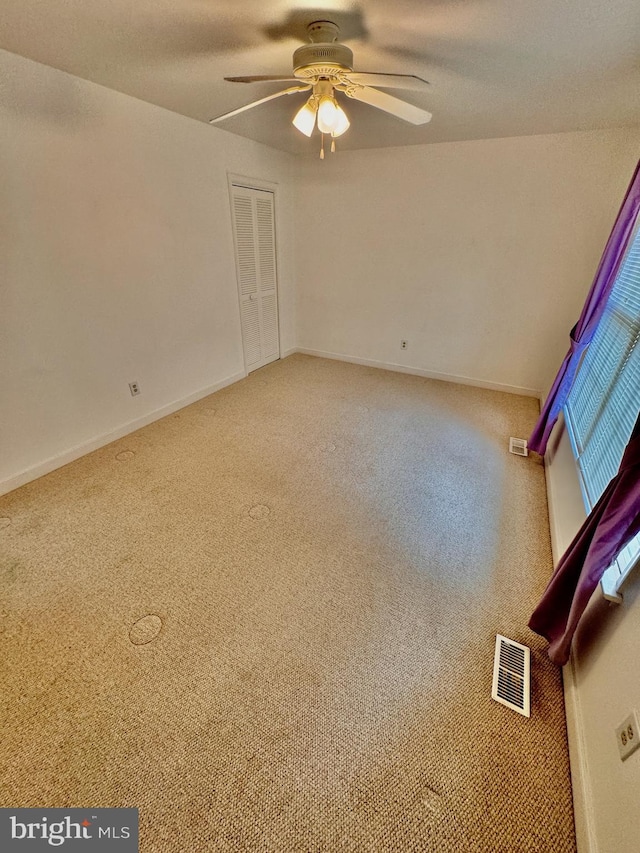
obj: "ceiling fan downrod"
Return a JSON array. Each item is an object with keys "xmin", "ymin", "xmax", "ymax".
[{"xmin": 306, "ymin": 21, "xmax": 340, "ymax": 43}]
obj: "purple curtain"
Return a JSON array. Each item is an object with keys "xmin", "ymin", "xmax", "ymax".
[
  {"xmin": 529, "ymin": 412, "xmax": 640, "ymax": 665},
  {"xmin": 529, "ymin": 160, "xmax": 640, "ymax": 455}
]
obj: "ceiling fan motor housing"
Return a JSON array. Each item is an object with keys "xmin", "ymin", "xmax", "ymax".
[
  {"xmin": 293, "ymin": 43, "xmax": 354, "ymax": 78},
  {"xmin": 293, "ymin": 21, "xmax": 354, "ymax": 80}
]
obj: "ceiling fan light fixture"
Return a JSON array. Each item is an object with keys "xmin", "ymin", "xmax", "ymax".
[
  {"xmin": 331, "ymin": 103, "xmax": 350, "ymax": 138},
  {"xmin": 317, "ymin": 95, "xmax": 339, "ymax": 134},
  {"xmin": 292, "ymin": 99, "xmax": 317, "ymax": 137}
]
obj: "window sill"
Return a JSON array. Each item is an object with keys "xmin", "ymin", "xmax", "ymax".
[{"xmin": 601, "ymin": 564, "xmax": 624, "ymax": 603}]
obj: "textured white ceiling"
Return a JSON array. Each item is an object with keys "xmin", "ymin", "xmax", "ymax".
[{"xmin": 1, "ymin": 0, "xmax": 639, "ymax": 154}]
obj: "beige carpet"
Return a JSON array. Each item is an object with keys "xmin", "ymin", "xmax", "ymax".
[{"xmin": 0, "ymin": 354, "xmax": 576, "ymax": 852}]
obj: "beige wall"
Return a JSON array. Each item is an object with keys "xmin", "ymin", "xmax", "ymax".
[
  {"xmin": 0, "ymin": 49, "xmax": 295, "ymax": 492},
  {"xmin": 547, "ymin": 417, "xmax": 640, "ymax": 853},
  {"xmin": 294, "ymin": 128, "xmax": 638, "ymax": 398}
]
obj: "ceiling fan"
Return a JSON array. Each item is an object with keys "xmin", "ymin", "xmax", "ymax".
[{"xmin": 209, "ymin": 20, "xmax": 432, "ymax": 157}]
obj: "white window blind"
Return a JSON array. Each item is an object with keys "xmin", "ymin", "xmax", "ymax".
[{"xmin": 564, "ymin": 222, "xmax": 640, "ymax": 599}]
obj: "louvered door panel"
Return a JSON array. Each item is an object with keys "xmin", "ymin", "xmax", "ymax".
[
  {"xmin": 232, "ymin": 195, "xmax": 258, "ymax": 298},
  {"xmin": 261, "ymin": 293, "xmax": 279, "ymax": 358},
  {"xmin": 240, "ymin": 298, "xmax": 261, "ymax": 368},
  {"xmin": 256, "ymin": 196, "xmax": 276, "ymax": 292},
  {"xmin": 230, "ymin": 184, "xmax": 280, "ymax": 372}
]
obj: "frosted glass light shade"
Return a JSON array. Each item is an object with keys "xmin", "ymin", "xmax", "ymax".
[
  {"xmin": 331, "ymin": 104, "xmax": 350, "ymax": 138},
  {"xmin": 292, "ymin": 101, "xmax": 317, "ymax": 137},
  {"xmin": 317, "ymin": 97, "xmax": 339, "ymax": 134}
]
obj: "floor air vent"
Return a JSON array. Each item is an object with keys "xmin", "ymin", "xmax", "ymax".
[
  {"xmin": 491, "ymin": 635, "xmax": 531, "ymax": 717},
  {"xmin": 509, "ymin": 437, "xmax": 528, "ymax": 456}
]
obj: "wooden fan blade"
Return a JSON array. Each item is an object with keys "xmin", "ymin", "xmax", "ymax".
[
  {"xmin": 346, "ymin": 86, "xmax": 432, "ymax": 125},
  {"xmin": 224, "ymin": 75, "xmax": 298, "ymax": 84},
  {"xmin": 345, "ymin": 72, "xmax": 430, "ymax": 91},
  {"xmin": 209, "ymin": 85, "xmax": 311, "ymax": 124}
]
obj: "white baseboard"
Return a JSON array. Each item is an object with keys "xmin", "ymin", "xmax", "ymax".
[
  {"xmin": 291, "ymin": 347, "xmax": 541, "ymax": 398},
  {"xmin": 280, "ymin": 347, "xmax": 299, "ymax": 359},
  {"xmin": 0, "ymin": 370, "xmax": 246, "ymax": 497},
  {"xmin": 561, "ymin": 656, "xmax": 597, "ymax": 853},
  {"xmin": 543, "ymin": 437, "xmax": 596, "ymax": 853}
]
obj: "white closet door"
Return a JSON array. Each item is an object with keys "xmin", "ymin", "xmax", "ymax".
[{"xmin": 231, "ymin": 185, "xmax": 280, "ymax": 372}]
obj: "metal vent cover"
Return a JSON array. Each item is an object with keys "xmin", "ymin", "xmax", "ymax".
[
  {"xmin": 491, "ymin": 635, "xmax": 531, "ymax": 717},
  {"xmin": 509, "ymin": 437, "xmax": 529, "ymax": 456}
]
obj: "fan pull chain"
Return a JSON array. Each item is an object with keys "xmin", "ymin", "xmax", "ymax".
[
  {"xmin": 331, "ymin": 138, "xmax": 336, "ymax": 153},
  {"xmin": 320, "ymin": 134, "xmax": 325, "ymax": 160}
]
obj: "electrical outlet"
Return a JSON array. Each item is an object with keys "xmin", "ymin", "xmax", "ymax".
[
  {"xmin": 129, "ymin": 382, "xmax": 140, "ymax": 397},
  {"xmin": 616, "ymin": 711, "xmax": 640, "ymax": 761},
  {"xmin": 401, "ymin": 340, "xmax": 408, "ymax": 349}
]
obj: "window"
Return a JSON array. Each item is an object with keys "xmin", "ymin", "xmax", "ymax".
[{"xmin": 564, "ymin": 221, "xmax": 640, "ymax": 600}]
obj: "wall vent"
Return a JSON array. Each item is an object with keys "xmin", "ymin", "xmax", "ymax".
[
  {"xmin": 509, "ymin": 437, "xmax": 528, "ymax": 456},
  {"xmin": 491, "ymin": 634, "xmax": 531, "ymax": 717}
]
